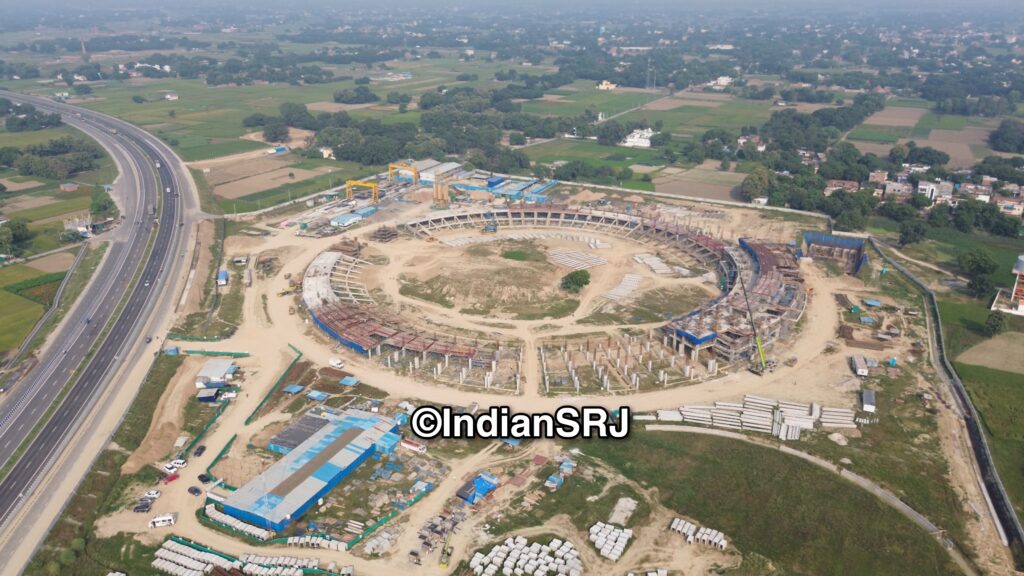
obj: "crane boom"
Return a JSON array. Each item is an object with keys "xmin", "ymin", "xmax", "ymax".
[{"xmin": 737, "ymin": 273, "xmax": 768, "ymax": 372}]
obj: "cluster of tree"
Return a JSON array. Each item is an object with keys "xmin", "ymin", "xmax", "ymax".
[
  {"xmin": 989, "ymin": 119, "xmax": 1024, "ymax": 153},
  {"xmin": 0, "ymin": 218, "xmax": 31, "ymax": 256},
  {"xmin": 0, "ymin": 59, "xmax": 40, "ymax": 79},
  {"xmin": 957, "ymin": 249, "xmax": 1000, "ymax": 298},
  {"xmin": 933, "ymin": 95, "xmax": 1016, "ymax": 117},
  {"xmin": 467, "ymin": 144, "xmax": 531, "ymax": 173},
  {"xmin": 90, "ymin": 187, "xmax": 117, "ymax": 219},
  {"xmin": 1, "ymin": 102, "xmax": 62, "ymax": 132},
  {"xmin": 551, "ymin": 160, "xmax": 627, "ymax": 186},
  {"xmin": 13, "ymin": 34, "xmax": 208, "ymax": 54},
  {"xmin": 0, "ymin": 136, "xmax": 104, "ymax": 180},
  {"xmin": 760, "ymin": 93, "xmax": 885, "ymax": 152},
  {"xmin": 492, "ymin": 70, "xmax": 576, "ymax": 101},
  {"xmin": 889, "ymin": 141, "xmax": 951, "ymax": 166},
  {"xmin": 973, "ymin": 156, "xmax": 1024, "ymax": 186},
  {"xmin": 333, "ymin": 85, "xmax": 379, "ymax": 104},
  {"xmin": 779, "ymin": 87, "xmax": 835, "ymax": 104},
  {"xmin": 560, "ymin": 270, "xmax": 591, "ymax": 294}
]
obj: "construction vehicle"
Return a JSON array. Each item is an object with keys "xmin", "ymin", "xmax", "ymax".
[
  {"xmin": 439, "ymin": 534, "xmax": 453, "ymax": 568},
  {"xmin": 738, "ymin": 274, "xmax": 771, "ymax": 376},
  {"xmin": 277, "ymin": 288, "xmax": 295, "ymax": 297},
  {"xmin": 481, "ymin": 211, "xmax": 498, "ymax": 235}
]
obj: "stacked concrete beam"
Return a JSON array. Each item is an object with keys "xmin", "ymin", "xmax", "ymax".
[
  {"xmin": 205, "ymin": 504, "xmax": 272, "ymax": 540},
  {"xmin": 819, "ymin": 407, "xmax": 856, "ymax": 428},
  {"xmin": 472, "ymin": 536, "xmax": 582, "ymax": 576},
  {"xmin": 669, "ymin": 518, "xmax": 729, "ymax": 551},
  {"xmin": 162, "ymin": 540, "xmax": 236, "ymax": 571},
  {"xmin": 588, "ymin": 522, "xmax": 632, "ymax": 562}
]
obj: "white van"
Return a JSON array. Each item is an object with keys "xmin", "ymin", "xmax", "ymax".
[
  {"xmin": 149, "ymin": 513, "xmax": 177, "ymax": 528},
  {"xmin": 329, "ymin": 357, "xmax": 345, "ymax": 369}
]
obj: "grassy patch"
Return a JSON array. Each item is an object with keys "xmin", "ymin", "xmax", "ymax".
[
  {"xmin": 848, "ymin": 125, "xmax": 909, "ymax": 144},
  {"xmin": 957, "ymin": 363, "xmax": 1024, "ymax": 518},
  {"xmin": 398, "ymin": 276, "xmax": 454, "ymax": 308},
  {"xmin": 911, "ymin": 113, "xmax": 968, "ymax": 138},
  {"xmin": 512, "ymin": 298, "xmax": 579, "ymax": 320},
  {"xmin": 579, "ymin": 430, "xmax": 959, "ymax": 576},
  {"xmin": 0, "ymin": 290, "xmax": 44, "ymax": 354},
  {"xmin": 581, "ymin": 285, "xmax": 710, "ymax": 325},
  {"xmin": 801, "ymin": 369, "xmax": 967, "ymax": 547},
  {"xmin": 112, "ymin": 355, "xmax": 185, "ymax": 450}
]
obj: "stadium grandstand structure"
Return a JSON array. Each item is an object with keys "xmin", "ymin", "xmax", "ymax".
[{"xmin": 302, "ymin": 206, "xmax": 808, "ymax": 389}]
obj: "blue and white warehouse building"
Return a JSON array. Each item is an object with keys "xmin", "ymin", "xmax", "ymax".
[{"xmin": 221, "ymin": 409, "xmax": 399, "ymax": 531}]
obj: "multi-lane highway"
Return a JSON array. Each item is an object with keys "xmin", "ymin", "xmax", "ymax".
[{"xmin": 0, "ymin": 92, "xmax": 198, "ymax": 558}]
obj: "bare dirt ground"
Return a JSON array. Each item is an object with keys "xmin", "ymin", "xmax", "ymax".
[
  {"xmin": 306, "ymin": 101, "xmax": 382, "ymax": 113},
  {"xmin": 850, "ymin": 140, "xmax": 894, "ymax": 157},
  {"xmin": 188, "ymin": 149, "xmax": 282, "ymax": 170},
  {"xmin": 214, "ymin": 166, "xmax": 329, "ymax": 200},
  {"xmin": 120, "ymin": 356, "xmax": 204, "ymax": 474},
  {"xmin": 791, "ymin": 102, "xmax": 838, "ymax": 113},
  {"xmin": 181, "ymin": 220, "xmax": 215, "ymax": 317},
  {"xmin": 896, "ymin": 136, "xmax": 975, "ymax": 169},
  {"xmin": 629, "ymin": 163, "xmax": 661, "ymax": 173},
  {"xmin": 0, "ymin": 178, "xmax": 44, "ymax": 192},
  {"xmin": 26, "ymin": 251, "xmax": 74, "ymax": 273},
  {"xmin": 568, "ymin": 189, "xmax": 606, "ymax": 204},
  {"xmin": 864, "ymin": 107, "xmax": 928, "ymax": 127},
  {"xmin": 674, "ymin": 91, "xmax": 734, "ymax": 102},
  {"xmin": 196, "ymin": 155, "xmax": 293, "ymax": 187},
  {"xmin": 4, "ymin": 195, "xmax": 57, "ymax": 212},
  {"xmin": 645, "ymin": 98, "xmax": 718, "ymax": 110},
  {"xmin": 957, "ymin": 332, "xmax": 1024, "ymax": 374}
]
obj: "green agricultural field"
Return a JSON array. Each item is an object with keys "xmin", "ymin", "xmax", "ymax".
[
  {"xmin": 0, "ymin": 263, "xmax": 44, "ymax": 286},
  {"xmin": 6, "ymin": 195, "xmax": 91, "ymax": 222},
  {"xmin": 899, "ymin": 226, "xmax": 1024, "ymax": 289},
  {"xmin": 214, "ymin": 160, "xmax": 379, "ymax": 213},
  {"xmin": 525, "ymin": 139, "xmax": 663, "ymax": 169},
  {"xmin": 616, "ymin": 98, "xmax": 774, "ymax": 136},
  {"xmin": 521, "ymin": 82, "xmax": 656, "ymax": 117},
  {"xmin": 580, "ymin": 430, "xmax": 959, "ymax": 576},
  {"xmin": 957, "ymin": 363, "xmax": 1024, "ymax": 518},
  {"xmin": 847, "ymin": 125, "xmax": 909, "ymax": 143},
  {"xmin": 911, "ymin": 113, "xmax": 968, "ymax": 138},
  {"xmin": 0, "ymin": 125, "xmax": 80, "ymax": 148},
  {"xmin": 0, "ymin": 289, "xmax": 45, "ymax": 354},
  {"xmin": 888, "ymin": 98, "xmax": 934, "ymax": 109}
]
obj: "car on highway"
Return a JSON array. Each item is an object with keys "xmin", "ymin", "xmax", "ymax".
[
  {"xmin": 144, "ymin": 490, "xmax": 161, "ymax": 500},
  {"xmin": 171, "ymin": 459, "xmax": 187, "ymax": 468},
  {"xmin": 193, "ymin": 445, "xmax": 206, "ymax": 457},
  {"xmin": 197, "ymin": 473, "xmax": 212, "ymax": 484},
  {"xmin": 144, "ymin": 280, "xmax": 150, "ymax": 287},
  {"xmin": 187, "ymin": 486, "xmax": 202, "ymax": 496},
  {"xmin": 144, "ymin": 336, "xmax": 153, "ymax": 343},
  {"xmin": 162, "ymin": 463, "xmax": 177, "ymax": 473}
]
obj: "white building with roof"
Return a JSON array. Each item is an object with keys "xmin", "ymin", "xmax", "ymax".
[
  {"xmin": 621, "ymin": 128, "xmax": 657, "ymax": 148},
  {"xmin": 195, "ymin": 359, "xmax": 238, "ymax": 389}
]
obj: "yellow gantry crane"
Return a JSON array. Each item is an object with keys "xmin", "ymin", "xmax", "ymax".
[
  {"xmin": 345, "ymin": 179, "xmax": 379, "ymax": 204},
  {"xmin": 387, "ymin": 163, "xmax": 420, "ymax": 183}
]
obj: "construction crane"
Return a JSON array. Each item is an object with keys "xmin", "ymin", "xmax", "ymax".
[
  {"xmin": 737, "ymin": 273, "xmax": 770, "ymax": 376},
  {"xmin": 345, "ymin": 179, "xmax": 379, "ymax": 204},
  {"xmin": 387, "ymin": 163, "xmax": 420, "ymax": 184}
]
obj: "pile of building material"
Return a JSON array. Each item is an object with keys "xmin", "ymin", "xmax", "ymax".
[
  {"xmin": 371, "ymin": 226, "xmax": 399, "ymax": 242},
  {"xmin": 240, "ymin": 565, "xmax": 304, "ymax": 575},
  {"xmin": 669, "ymin": 518, "xmax": 729, "ymax": 551},
  {"xmin": 443, "ymin": 231, "xmax": 603, "ymax": 248},
  {"xmin": 604, "ymin": 274, "xmax": 643, "ymax": 302},
  {"xmin": 469, "ymin": 535, "xmax": 582, "ymax": 576},
  {"xmin": 587, "ymin": 239, "xmax": 611, "ymax": 249},
  {"xmin": 819, "ymin": 407, "xmax": 856, "ymax": 428},
  {"xmin": 671, "ymin": 395, "xmax": 853, "ymax": 441},
  {"xmin": 152, "ymin": 540, "xmax": 235, "ymax": 576},
  {"xmin": 548, "ymin": 249, "xmax": 607, "ymax": 270},
  {"xmin": 588, "ymin": 522, "xmax": 632, "ymax": 561},
  {"xmin": 284, "ymin": 535, "xmax": 345, "ymax": 550},
  {"xmin": 239, "ymin": 554, "xmax": 319, "ymax": 569},
  {"xmin": 363, "ymin": 530, "xmax": 396, "ymax": 555},
  {"xmin": 205, "ymin": 504, "xmax": 272, "ymax": 540},
  {"xmin": 633, "ymin": 253, "xmax": 673, "ymax": 274}
]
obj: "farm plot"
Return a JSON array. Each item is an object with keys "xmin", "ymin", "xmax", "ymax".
[
  {"xmin": 616, "ymin": 99, "xmax": 773, "ymax": 136},
  {"xmin": 653, "ymin": 161, "xmax": 746, "ymax": 201},
  {"xmin": 864, "ymin": 107, "xmax": 928, "ymax": 128},
  {"xmin": 957, "ymin": 332, "xmax": 1024, "ymax": 375},
  {"xmin": 521, "ymin": 85, "xmax": 655, "ymax": 117},
  {"xmin": 847, "ymin": 125, "xmax": 909, "ymax": 144}
]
